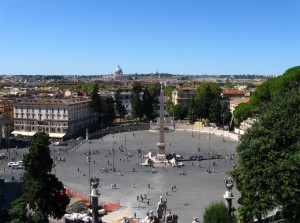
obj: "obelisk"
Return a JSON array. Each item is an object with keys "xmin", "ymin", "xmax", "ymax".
[{"xmin": 157, "ymin": 85, "xmax": 166, "ymax": 157}]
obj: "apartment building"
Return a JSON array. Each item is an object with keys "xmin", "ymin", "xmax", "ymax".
[
  {"xmin": 12, "ymin": 97, "xmax": 97, "ymax": 138},
  {"xmin": 172, "ymin": 87, "xmax": 196, "ymax": 107}
]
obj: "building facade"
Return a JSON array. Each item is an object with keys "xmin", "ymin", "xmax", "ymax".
[
  {"xmin": 172, "ymin": 88, "xmax": 196, "ymax": 107},
  {"xmin": 12, "ymin": 97, "xmax": 97, "ymax": 138}
]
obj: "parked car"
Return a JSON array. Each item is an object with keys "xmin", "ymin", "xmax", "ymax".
[
  {"xmin": 16, "ymin": 161, "xmax": 23, "ymax": 165},
  {"xmin": 76, "ymin": 136, "xmax": 83, "ymax": 140},
  {"xmin": 16, "ymin": 165, "xmax": 23, "ymax": 169},
  {"xmin": 12, "ymin": 163, "xmax": 20, "ymax": 169},
  {"xmin": 8, "ymin": 162, "xmax": 15, "ymax": 167}
]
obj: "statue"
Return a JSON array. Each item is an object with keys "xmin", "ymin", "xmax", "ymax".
[
  {"xmin": 224, "ymin": 176, "xmax": 234, "ymax": 192},
  {"xmin": 165, "ymin": 211, "xmax": 173, "ymax": 223},
  {"xmin": 192, "ymin": 217, "xmax": 200, "ymax": 223},
  {"xmin": 157, "ymin": 196, "xmax": 167, "ymax": 219},
  {"xmin": 90, "ymin": 177, "xmax": 99, "ymax": 189}
]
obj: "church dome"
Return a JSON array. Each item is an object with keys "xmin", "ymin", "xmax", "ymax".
[{"xmin": 115, "ymin": 65, "xmax": 123, "ymax": 75}]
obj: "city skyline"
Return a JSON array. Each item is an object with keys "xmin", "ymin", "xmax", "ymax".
[{"xmin": 0, "ymin": 0, "xmax": 299, "ymax": 76}]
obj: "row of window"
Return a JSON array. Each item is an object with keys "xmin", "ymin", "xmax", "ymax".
[
  {"xmin": 14, "ymin": 126, "xmax": 67, "ymax": 133},
  {"xmin": 15, "ymin": 105, "xmax": 89, "ymax": 113},
  {"xmin": 15, "ymin": 113, "xmax": 68, "ymax": 120}
]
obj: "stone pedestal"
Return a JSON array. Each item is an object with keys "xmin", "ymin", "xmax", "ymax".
[
  {"xmin": 91, "ymin": 188, "xmax": 100, "ymax": 223},
  {"xmin": 223, "ymin": 190, "xmax": 234, "ymax": 216},
  {"xmin": 157, "ymin": 142, "xmax": 166, "ymax": 156}
]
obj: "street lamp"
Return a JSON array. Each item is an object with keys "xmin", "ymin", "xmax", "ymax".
[
  {"xmin": 124, "ymin": 132, "xmax": 127, "ymax": 151},
  {"xmin": 112, "ymin": 132, "xmax": 115, "ymax": 172},
  {"xmin": 222, "ymin": 113, "xmax": 225, "ymax": 142},
  {"xmin": 198, "ymin": 118, "xmax": 201, "ymax": 152},
  {"xmin": 191, "ymin": 109, "xmax": 194, "ymax": 138},
  {"xmin": 101, "ymin": 113, "xmax": 104, "ymax": 140},
  {"xmin": 208, "ymin": 131, "xmax": 211, "ymax": 173}
]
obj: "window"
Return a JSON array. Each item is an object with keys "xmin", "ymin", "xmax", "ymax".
[{"xmin": 32, "ymin": 114, "xmax": 35, "ymax": 119}]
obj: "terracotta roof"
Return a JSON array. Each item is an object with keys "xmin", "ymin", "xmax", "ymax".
[
  {"xmin": 222, "ymin": 90, "xmax": 245, "ymax": 95},
  {"xmin": 14, "ymin": 97, "xmax": 91, "ymax": 106},
  {"xmin": 230, "ymin": 98, "xmax": 250, "ymax": 104}
]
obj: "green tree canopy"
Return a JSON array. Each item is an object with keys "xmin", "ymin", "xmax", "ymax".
[
  {"xmin": 232, "ymin": 88, "xmax": 300, "ymax": 223},
  {"xmin": 195, "ymin": 82, "xmax": 221, "ymax": 119},
  {"xmin": 90, "ymin": 83, "xmax": 102, "ymax": 117},
  {"xmin": 203, "ymin": 201, "xmax": 236, "ymax": 223},
  {"xmin": 9, "ymin": 132, "xmax": 70, "ymax": 223},
  {"xmin": 142, "ymin": 87, "xmax": 156, "ymax": 120},
  {"xmin": 174, "ymin": 104, "xmax": 188, "ymax": 120},
  {"xmin": 234, "ymin": 66, "xmax": 300, "ymax": 125}
]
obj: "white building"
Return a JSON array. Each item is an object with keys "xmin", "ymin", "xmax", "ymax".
[{"xmin": 12, "ymin": 97, "xmax": 97, "ymax": 138}]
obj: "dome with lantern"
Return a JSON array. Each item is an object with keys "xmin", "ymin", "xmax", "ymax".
[{"xmin": 114, "ymin": 65, "xmax": 123, "ymax": 75}]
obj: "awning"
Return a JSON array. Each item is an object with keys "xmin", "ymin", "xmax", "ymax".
[
  {"xmin": 49, "ymin": 133, "xmax": 66, "ymax": 138},
  {"xmin": 11, "ymin": 131, "xmax": 36, "ymax": 137}
]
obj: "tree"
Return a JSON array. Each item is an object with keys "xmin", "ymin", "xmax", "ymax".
[
  {"xmin": 115, "ymin": 89, "xmax": 127, "ymax": 120},
  {"xmin": 90, "ymin": 83, "xmax": 102, "ymax": 118},
  {"xmin": 174, "ymin": 104, "xmax": 188, "ymax": 120},
  {"xmin": 9, "ymin": 132, "xmax": 70, "ymax": 223},
  {"xmin": 231, "ymin": 89, "xmax": 300, "ymax": 223},
  {"xmin": 221, "ymin": 101, "xmax": 232, "ymax": 126},
  {"xmin": 105, "ymin": 97, "xmax": 115, "ymax": 124},
  {"xmin": 188, "ymin": 95, "xmax": 197, "ymax": 123},
  {"xmin": 195, "ymin": 82, "xmax": 221, "ymax": 119},
  {"xmin": 234, "ymin": 66, "xmax": 300, "ymax": 125},
  {"xmin": 142, "ymin": 87, "xmax": 156, "ymax": 120},
  {"xmin": 208, "ymin": 99, "xmax": 221, "ymax": 124},
  {"xmin": 130, "ymin": 83, "xmax": 144, "ymax": 120},
  {"xmin": 203, "ymin": 201, "xmax": 236, "ymax": 223}
]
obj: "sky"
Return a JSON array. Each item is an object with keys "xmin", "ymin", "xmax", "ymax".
[{"xmin": 0, "ymin": 0, "xmax": 299, "ymax": 76}]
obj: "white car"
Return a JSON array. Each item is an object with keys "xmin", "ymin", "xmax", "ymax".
[
  {"xmin": 16, "ymin": 161, "xmax": 23, "ymax": 165},
  {"xmin": 8, "ymin": 162, "xmax": 16, "ymax": 167},
  {"xmin": 16, "ymin": 164, "xmax": 23, "ymax": 169},
  {"xmin": 12, "ymin": 163, "xmax": 20, "ymax": 169}
]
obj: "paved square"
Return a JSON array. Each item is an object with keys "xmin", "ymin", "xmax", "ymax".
[{"xmin": 53, "ymin": 127, "xmax": 239, "ymax": 222}]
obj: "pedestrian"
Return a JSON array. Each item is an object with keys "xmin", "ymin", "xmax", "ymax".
[
  {"xmin": 137, "ymin": 195, "xmax": 139, "ymax": 201},
  {"xmin": 147, "ymin": 200, "xmax": 149, "ymax": 205},
  {"xmin": 166, "ymin": 189, "xmax": 168, "ymax": 196},
  {"xmin": 148, "ymin": 183, "xmax": 151, "ymax": 189},
  {"xmin": 172, "ymin": 186, "xmax": 174, "ymax": 192},
  {"xmin": 77, "ymin": 168, "xmax": 79, "ymax": 172}
]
